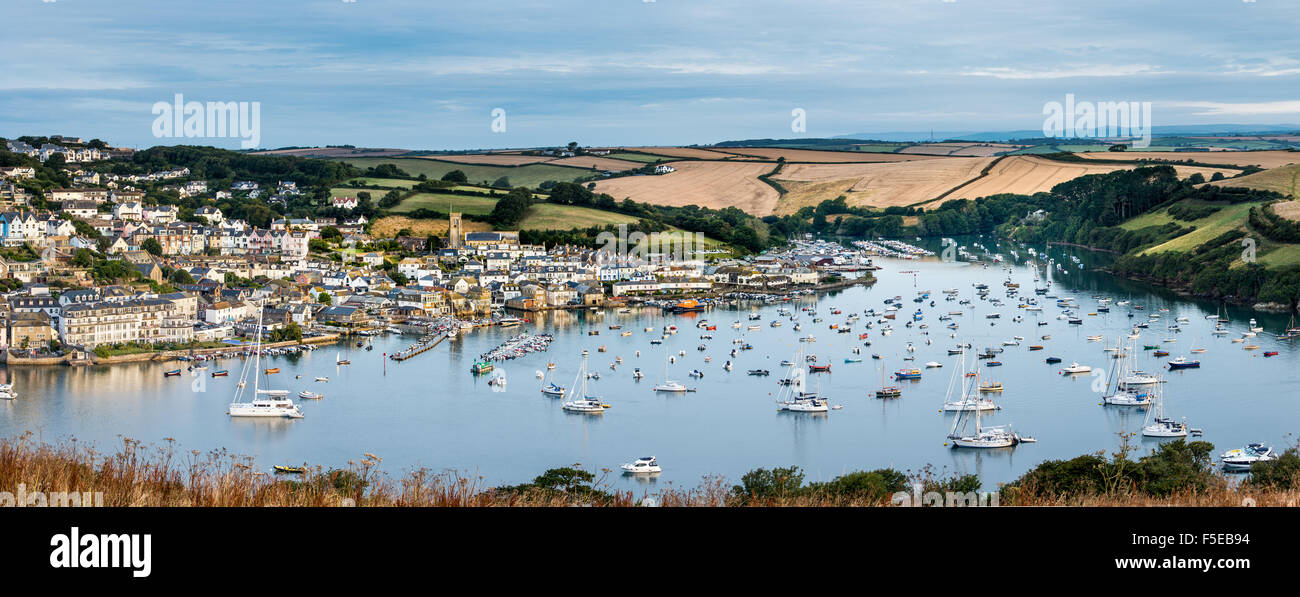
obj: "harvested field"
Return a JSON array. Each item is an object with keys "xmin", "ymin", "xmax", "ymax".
[
  {"xmin": 431, "ymin": 154, "xmax": 555, "ymax": 166},
  {"xmin": 591, "ymin": 161, "xmax": 780, "ymax": 215},
  {"xmin": 1204, "ymin": 164, "xmax": 1300, "ymax": 198},
  {"xmin": 547, "ymin": 156, "xmax": 644, "ymax": 171},
  {"xmin": 618, "ymin": 146, "xmax": 739, "ymax": 159},
  {"xmin": 253, "ymin": 147, "xmax": 410, "ymax": 158},
  {"xmin": 1078, "ymin": 150, "xmax": 1300, "ymax": 169},
  {"xmin": 1271, "ymin": 198, "xmax": 1300, "ymax": 219},
  {"xmin": 717, "ymin": 147, "xmax": 948, "ymax": 163},
  {"xmin": 951, "ymin": 156, "xmax": 1236, "ymax": 200},
  {"xmin": 771, "ymin": 158, "xmax": 994, "ymax": 212}
]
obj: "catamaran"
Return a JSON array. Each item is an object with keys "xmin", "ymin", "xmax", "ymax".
[{"xmin": 229, "ymin": 302, "xmax": 304, "ymax": 419}]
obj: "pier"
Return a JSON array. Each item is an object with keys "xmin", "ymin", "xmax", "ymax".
[{"xmin": 390, "ymin": 334, "xmax": 446, "ymax": 362}]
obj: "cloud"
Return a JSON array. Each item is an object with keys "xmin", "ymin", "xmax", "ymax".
[
  {"xmin": 961, "ymin": 65, "xmax": 1163, "ymax": 80},
  {"xmin": 1166, "ymin": 101, "xmax": 1300, "ymax": 116}
]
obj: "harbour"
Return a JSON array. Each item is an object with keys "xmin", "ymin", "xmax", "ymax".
[{"xmin": 1, "ymin": 236, "xmax": 1297, "ymax": 492}]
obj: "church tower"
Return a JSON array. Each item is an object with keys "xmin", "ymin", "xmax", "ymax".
[{"xmin": 448, "ymin": 212, "xmax": 463, "ymax": 248}]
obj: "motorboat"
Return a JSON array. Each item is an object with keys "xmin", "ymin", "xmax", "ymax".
[
  {"xmin": 621, "ymin": 456, "xmax": 662, "ymax": 474},
  {"xmin": 1221, "ymin": 444, "xmax": 1277, "ymax": 470}
]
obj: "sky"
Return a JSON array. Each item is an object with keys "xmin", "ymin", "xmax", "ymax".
[{"xmin": 2, "ymin": 0, "xmax": 1298, "ymax": 150}]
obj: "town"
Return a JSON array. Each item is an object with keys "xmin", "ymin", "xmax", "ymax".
[{"xmin": 0, "ymin": 136, "xmax": 869, "ymax": 365}]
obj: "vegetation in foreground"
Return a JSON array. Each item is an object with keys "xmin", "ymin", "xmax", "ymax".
[{"xmin": 2, "ymin": 433, "xmax": 1299, "ymax": 507}]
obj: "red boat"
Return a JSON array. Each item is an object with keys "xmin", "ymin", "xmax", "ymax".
[
  {"xmin": 859, "ymin": 333, "xmax": 869, "ymax": 340},
  {"xmin": 808, "ymin": 364, "xmax": 832, "ymax": 373},
  {"xmin": 706, "ymin": 325, "xmax": 716, "ymax": 331},
  {"xmin": 1264, "ymin": 351, "xmax": 1279, "ymax": 357}
]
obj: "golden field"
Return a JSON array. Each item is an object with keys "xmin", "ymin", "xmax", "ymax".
[
  {"xmin": 592, "ymin": 161, "xmax": 781, "ymax": 215},
  {"xmin": 1079, "ymin": 150, "xmax": 1300, "ymax": 169}
]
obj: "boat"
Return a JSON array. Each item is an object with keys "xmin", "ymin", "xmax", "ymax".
[
  {"xmin": 471, "ymin": 361, "xmax": 494, "ymax": 375},
  {"xmin": 541, "ymin": 367, "xmax": 566, "ymax": 396},
  {"xmin": 653, "ymin": 353, "xmax": 690, "ymax": 393},
  {"xmin": 1061, "ymin": 363, "xmax": 1091, "ymax": 374},
  {"xmin": 562, "ymin": 351, "xmax": 607, "ymax": 413},
  {"xmin": 1167, "ymin": 357, "xmax": 1200, "ymax": 370},
  {"xmin": 620, "ymin": 456, "xmax": 662, "ymax": 474},
  {"xmin": 893, "ymin": 368, "xmax": 921, "ymax": 380},
  {"xmin": 335, "ymin": 353, "xmax": 350, "ymax": 366},
  {"xmin": 808, "ymin": 364, "xmax": 832, "ymax": 373},
  {"xmin": 1102, "ymin": 338, "xmax": 1153, "ymax": 406},
  {"xmin": 1141, "ymin": 383, "xmax": 1187, "ymax": 438},
  {"xmin": 924, "ymin": 361, "xmax": 943, "ymax": 368},
  {"xmin": 163, "ymin": 369, "xmax": 182, "ymax": 377},
  {"xmin": 298, "ymin": 390, "xmax": 323, "ymax": 400},
  {"xmin": 747, "ymin": 369, "xmax": 770, "ymax": 376},
  {"xmin": 946, "ymin": 362, "xmax": 1022, "ymax": 447},
  {"xmin": 776, "ymin": 348, "xmax": 830, "ymax": 413},
  {"xmin": 978, "ymin": 381, "xmax": 1003, "ymax": 392},
  {"xmin": 669, "ymin": 299, "xmax": 705, "ymax": 313},
  {"xmin": 314, "ymin": 376, "xmax": 329, "ymax": 382},
  {"xmin": 1221, "ymin": 443, "xmax": 1277, "ymax": 471},
  {"xmin": 211, "ymin": 370, "xmax": 229, "ymax": 377},
  {"xmin": 875, "ymin": 363, "xmax": 903, "ymax": 398},
  {"xmin": 273, "ymin": 465, "xmax": 307, "ymax": 474},
  {"xmin": 228, "ymin": 301, "xmax": 304, "ymax": 419}
]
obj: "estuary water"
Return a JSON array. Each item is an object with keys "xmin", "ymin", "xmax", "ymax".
[{"xmin": 2, "ymin": 236, "xmax": 1298, "ymax": 493}]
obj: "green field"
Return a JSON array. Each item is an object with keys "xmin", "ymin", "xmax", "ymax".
[
  {"xmin": 345, "ymin": 177, "xmax": 418, "ymax": 188},
  {"xmin": 1139, "ymin": 201, "xmax": 1261, "ymax": 255},
  {"xmin": 390, "ymin": 193, "xmax": 500, "ymax": 215},
  {"xmin": 518, "ymin": 204, "xmax": 641, "ymax": 230},
  {"xmin": 336, "ymin": 157, "xmax": 592, "ymax": 188}
]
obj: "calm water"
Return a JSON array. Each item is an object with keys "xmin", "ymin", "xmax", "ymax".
[{"xmin": 3, "ymin": 237, "xmax": 1298, "ymax": 492}]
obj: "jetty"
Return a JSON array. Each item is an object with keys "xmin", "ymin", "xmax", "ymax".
[{"xmin": 390, "ymin": 333, "xmax": 447, "ymax": 362}]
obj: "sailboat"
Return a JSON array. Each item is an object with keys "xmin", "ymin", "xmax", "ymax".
[
  {"xmin": 1102, "ymin": 336, "xmax": 1152, "ymax": 406},
  {"xmin": 946, "ymin": 364, "xmax": 1025, "ymax": 448},
  {"xmin": 561, "ymin": 350, "xmax": 606, "ymax": 413},
  {"xmin": 875, "ymin": 361, "xmax": 902, "ymax": 398},
  {"xmin": 228, "ymin": 301, "xmax": 304, "ymax": 419},
  {"xmin": 1141, "ymin": 381, "xmax": 1188, "ymax": 437},
  {"xmin": 540, "ymin": 366, "xmax": 566, "ymax": 397},
  {"xmin": 652, "ymin": 348, "xmax": 689, "ymax": 392},
  {"xmin": 336, "ymin": 352, "xmax": 351, "ymax": 366},
  {"xmin": 776, "ymin": 347, "xmax": 829, "ymax": 412},
  {"xmin": 942, "ymin": 351, "xmax": 997, "ymax": 411}
]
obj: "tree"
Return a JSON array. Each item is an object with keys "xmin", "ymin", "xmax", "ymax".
[
  {"xmin": 318, "ymin": 292, "xmax": 332, "ymax": 305},
  {"xmin": 489, "ymin": 187, "xmax": 534, "ymax": 227},
  {"xmin": 169, "ymin": 268, "xmax": 196, "ymax": 285},
  {"xmin": 71, "ymin": 248, "xmax": 95, "ymax": 268},
  {"xmin": 440, "ymin": 169, "xmax": 468, "ymax": 183},
  {"xmin": 141, "ymin": 238, "xmax": 163, "ymax": 256}
]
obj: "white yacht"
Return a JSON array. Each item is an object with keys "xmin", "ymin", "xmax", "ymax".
[
  {"xmin": 942, "ymin": 353, "xmax": 999, "ymax": 412},
  {"xmin": 540, "ymin": 367, "xmax": 566, "ymax": 397},
  {"xmin": 1221, "ymin": 444, "xmax": 1277, "ymax": 470},
  {"xmin": 1141, "ymin": 383, "xmax": 1187, "ymax": 438},
  {"xmin": 1060, "ymin": 362, "xmax": 1092, "ymax": 374},
  {"xmin": 620, "ymin": 456, "xmax": 662, "ymax": 474},
  {"xmin": 561, "ymin": 351, "xmax": 606, "ymax": 414},
  {"xmin": 229, "ymin": 303, "xmax": 304, "ymax": 419},
  {"xmin": 946, "ymin": 363, "xmax": 1026, "ymax": 449},
  {"xmin": 1102, "ymin": 338, "xmax": 1153, "ymax": 406},
  {"xmin": 775, "ymin": 348, "xmax": 829, "ymax": 413}
]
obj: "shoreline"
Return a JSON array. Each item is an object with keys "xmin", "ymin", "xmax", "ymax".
[{"xmin": 2, "ymin": 333, "xmax": 342, "ymax": 367}]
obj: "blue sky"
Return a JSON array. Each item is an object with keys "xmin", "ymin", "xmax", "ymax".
[{"xmin": 2, "ymin": 0, "xmax": 1297, "ymax": 150}]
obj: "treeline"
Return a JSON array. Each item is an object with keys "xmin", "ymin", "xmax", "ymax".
[{"xmin": 123, "ymin": 145, "xmax": 360, "ymax": 187}]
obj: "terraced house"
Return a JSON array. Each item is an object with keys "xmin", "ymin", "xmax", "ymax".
[{"xmin": 59, "ymin": 298, "xmax": 192, "ymax": 348}]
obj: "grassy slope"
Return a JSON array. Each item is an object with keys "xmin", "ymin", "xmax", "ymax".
[
  {"xmin": 1139, "ymin": 201, "xmax": 1261, "ymax": 255},
  {"xmin": 1208, "ymin": 164, "xmax": 1300, "ymax": 198}
]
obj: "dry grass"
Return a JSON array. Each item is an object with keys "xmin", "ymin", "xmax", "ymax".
[
  {"xmin": 1079, "ymin": 150, "xmax": 1300, "ymax": 169},
  {"xmin": 370, "ymin": 215, "xmax": 492, "ymax": 238},
  {"xmin": 952, "ymin": 156, "xmax": 1235, "ymax": 200},
  {"xmin": 591, "ymin": 161, "xmax": 781, "ymax": 215},
  {"xmin": 1272, "ymin": 198, "xmax": 1300, "ymax": 219},
  {"xmin": 1205, "ymin": 164, "xmax": 1300, "ymax": 199},
  {"xmin": 717, "ymin": 147, "xmax": 947, "ymax": 162},
  {"xmin": 546, "ymin": 156, "xmax": 644, "ymax": 171},
  {"xmin": 772, "ymin": 158, "xmax": 994, "ymax": 212},
  {"xmin": 3, "ymin": 433, "xmax": 1295, "ymax": 507}
]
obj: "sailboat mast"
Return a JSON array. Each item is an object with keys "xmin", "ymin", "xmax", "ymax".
[{"xmin": 253, "ymin": 299, "xmax": 263, "ymax": 397}]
